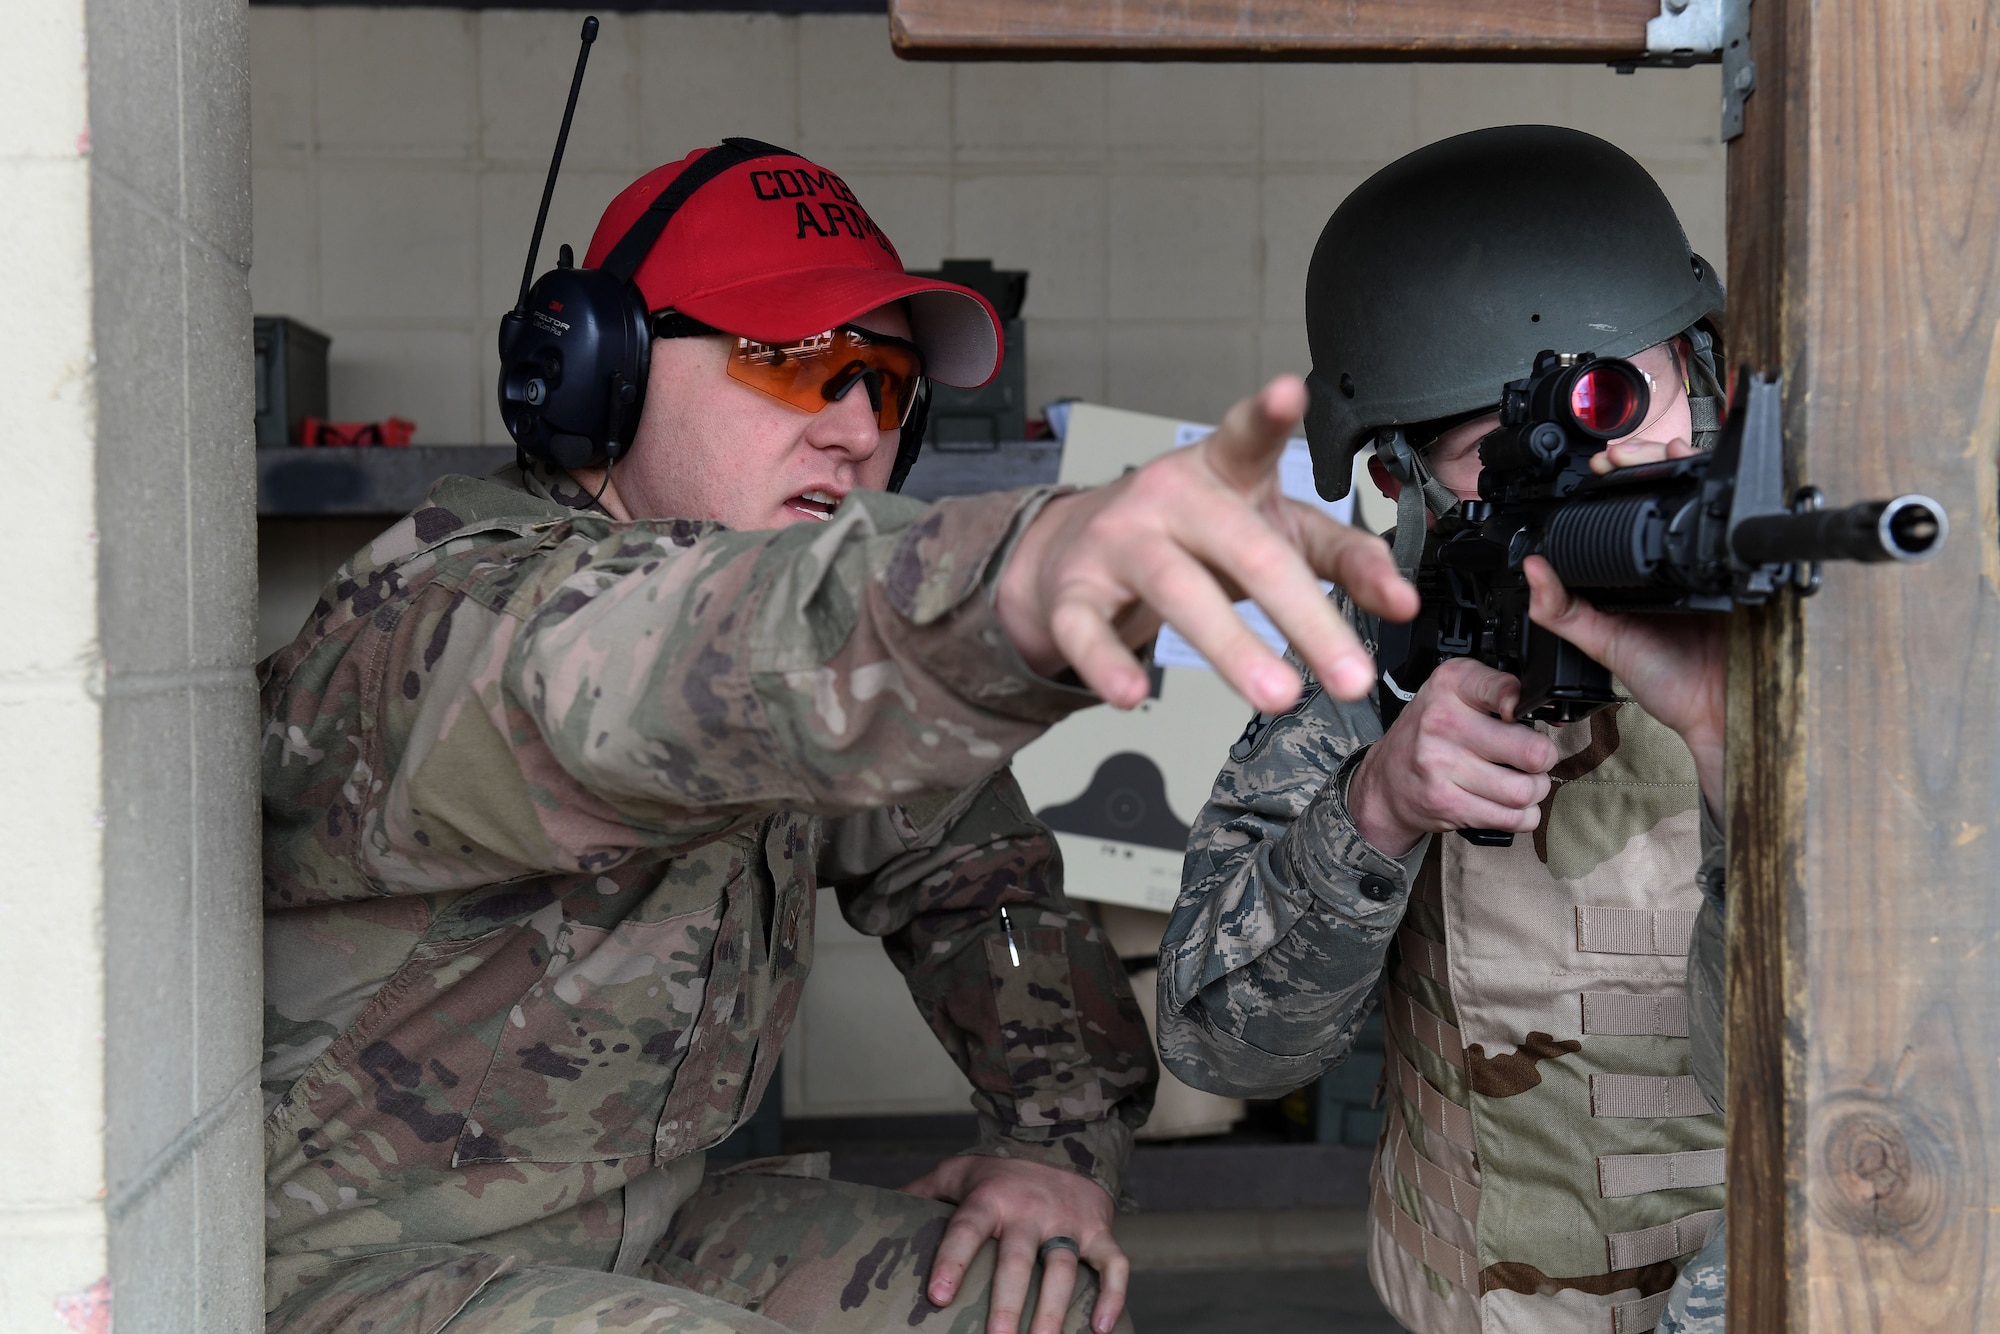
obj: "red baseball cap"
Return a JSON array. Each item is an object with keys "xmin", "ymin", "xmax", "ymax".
[{"xmin": 583, "ymin": 146, "xmax": 1002, "ymax": 389}]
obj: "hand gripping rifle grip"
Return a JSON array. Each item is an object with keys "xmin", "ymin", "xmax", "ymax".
[{"xmin": 1457, "ymin": 827, "xmax": 1516, "ymax": 848}]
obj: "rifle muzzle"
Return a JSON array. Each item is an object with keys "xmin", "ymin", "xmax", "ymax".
[{"xmin": 1731, "ymin": 494, "xmax": 1948, "ymax": 567}]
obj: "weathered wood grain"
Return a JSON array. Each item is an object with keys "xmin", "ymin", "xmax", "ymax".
[
  {"xmin": 1722, "ymin": 2, "xmax": 1797, "ymax": 1327},
  {"xmin": 1727, "ymin": 0, "xmax": 2000, "ymax": 1328},
  {"xmin": 888, "ymin": 0, "xmax": 1663, "ymax": 62}
]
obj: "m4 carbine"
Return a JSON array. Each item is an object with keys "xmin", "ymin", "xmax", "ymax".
[{"xmin": 1374, "ymin": 352, "xmax": 1946, "ymax": 841}]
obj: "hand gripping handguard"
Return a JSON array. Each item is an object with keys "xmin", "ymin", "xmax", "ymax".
[{"xmin": 1373, "ymin": 354, "xmax": 1947, "ymax": 843}]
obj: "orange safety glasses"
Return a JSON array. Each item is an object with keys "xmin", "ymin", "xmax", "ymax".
[{"xmin": 727, "ymin": 325, "xmax": 926, "ymax": 431}]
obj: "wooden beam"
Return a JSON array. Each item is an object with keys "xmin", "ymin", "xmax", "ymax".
[
  {"xmin": 1720, "ymin": 2, "xmax": 1796, "ymax": 1326},
  {"xmin": 1725, "ymin": 0, "xmax": 2000, "ymax": 1328},
  {"xmin": 888, "ymin": 0, "xmax": 1663, "ymax": 62}
]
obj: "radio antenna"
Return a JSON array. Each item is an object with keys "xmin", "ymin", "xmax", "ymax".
[{"xmin": 515, "ymin": 15, "xmax": 598, "ymax": 315}]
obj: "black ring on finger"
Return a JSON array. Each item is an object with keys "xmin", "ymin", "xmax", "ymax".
[{"xmin": 1037, "ymin": 1235, "xmax": 1081, "ymax": 1262}]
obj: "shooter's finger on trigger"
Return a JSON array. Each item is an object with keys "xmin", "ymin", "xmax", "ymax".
[
  {"xmin": 1048, "ymin": 598, "xmax": 1153, "ymax": 711},
  {"xmin": 1199, "ymin": 376, "xmax": 1309, "ymax": 493},
  {"xmin": 1445, "ymin": 659, "xmax": 1523, "ymax": 723}
]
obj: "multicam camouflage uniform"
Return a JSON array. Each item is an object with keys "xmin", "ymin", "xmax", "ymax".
[
  {"xmin": 1159, "ymin": 588, "xmax": 1729, "ymax": 1334},
  {"xmin": 259, "ymin": 462, "xmax": 1157, "ymax": 1333}
]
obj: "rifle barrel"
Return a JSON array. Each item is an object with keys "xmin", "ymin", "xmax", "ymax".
[{"xmin": 1731, "ymin": 495, "xmax": 1947, "ymax": 566}]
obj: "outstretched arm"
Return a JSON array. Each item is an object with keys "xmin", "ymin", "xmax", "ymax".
[
  {"xmin": 407, "ymin": 378, "xmax": 1411, "ymax": 877},
  {"xmin": 1000, "ymin": 375, "xmax": 1416, "ymax": 713}
]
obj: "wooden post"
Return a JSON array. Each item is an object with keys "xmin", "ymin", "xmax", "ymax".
[{"xmin": 1724, "ymin": 0, "xmax": 2000, "ymax": 1328}]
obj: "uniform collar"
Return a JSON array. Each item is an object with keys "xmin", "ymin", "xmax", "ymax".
[{"xmin": 519, "ymin": 457, "xmax": 613, "ymax": 516}]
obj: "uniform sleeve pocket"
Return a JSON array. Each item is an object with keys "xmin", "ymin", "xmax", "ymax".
[{"xmin": 985, "ymin": 923, "xmax": 1110, "ymax": 1129}]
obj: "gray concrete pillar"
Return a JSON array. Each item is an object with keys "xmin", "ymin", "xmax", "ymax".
[{"xmin": 0, "ymin": 0, "xmax": 262, "ymax": 1328}]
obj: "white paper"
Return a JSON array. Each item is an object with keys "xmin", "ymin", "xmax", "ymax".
[{"xmin": 1153, "ymin": 425, "xmax": 1351, "ymax": 673}]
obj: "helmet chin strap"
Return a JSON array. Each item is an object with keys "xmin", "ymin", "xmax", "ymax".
[
  {"xmin": 1377, "ymin": 427, "xmax": 1461, "ymax": 579},
  {"xmin": 1685, "ymin": 325, "xmax": 1725, "ymax": 452}
]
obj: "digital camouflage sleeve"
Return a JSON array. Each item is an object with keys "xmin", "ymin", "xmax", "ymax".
[
  {"xmin": 259, "ymin": 463, "xmax": 1155, "ymax": 1301},
  {"xmin": 1157, "ymin": 587, "xmax": 1731, "ymax": 1109},
  {"xmin": 1156, "ymin": 591, "xmax": 1430, "ymax": 1100},
  {"xmin": 1158, "ymin": 585, "xmax": 1731, "ymax": 1331}
]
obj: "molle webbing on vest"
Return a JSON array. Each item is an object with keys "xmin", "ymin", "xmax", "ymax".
[
  {"xmin": 1605, "ymin": 1210, "xmax": 1722, "ymax": 1270},
  {"xmin": 1394, "ymin": 1046, "xmax": 1476, "ymax": 1150},
  {"xmin": 1390, "ymin": 985, "xmax": 1466, "ymax": 1065},
  {"xmin": 1372, "ymin": 1156, "xmax": 1712, "ymax": 1311},
  {"xmin": 1393, "ymin": 1122, "xmax": 1482, "ymax": 1222},
  {"xmin": 1613, "ymin": 1290, "xmax": 1672, "ymax": 1334},
  {"xmin": 1574, "ymin": 907, "xmax": 1697, "ymax": 956},
  {"xmin": 1580, "ymin": 991, "xmax": 1691, "ymax": 1038},
  {"xmin": 1589, "ymin": 1074, "xmax": 1715, "ymax": 1119},
  {"xmin": 1363, "ymin": 707, "xmax": 1715, "ymax": 1334},
  {"xmin": 1596, "ymin": 1149, "xmax": 1725, "ymax": 1199},
  {"xmin": 1397, "ymin": 925, "xmax": 1449, "ymax": 986},
  {"xmin": 1373, "ymin": 1172, "xmax": 1479, "ymax": 1290}
]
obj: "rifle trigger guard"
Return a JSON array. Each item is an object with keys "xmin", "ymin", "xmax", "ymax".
[{"xmin": 1791, "ymin": 485, "xmax": 1825, "ymax": 595}]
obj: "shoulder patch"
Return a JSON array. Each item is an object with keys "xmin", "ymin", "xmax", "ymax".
[{"xmin": 1227, "ymin": 676, "xmax": 1322, "ymax": 764}]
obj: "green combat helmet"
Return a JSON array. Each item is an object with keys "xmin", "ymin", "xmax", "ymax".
[{"xmin": 1301, "ymin": 124, "xmax": 1725, "ymax": 567}]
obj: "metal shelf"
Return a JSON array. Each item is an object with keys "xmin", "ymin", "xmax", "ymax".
[
  {"xmin": 257, "ymin": 441, "xmax": 1064, "ymax": 517},
  {"xmin": 258, "ymin": 446, "xmax": 515, "ymax": 517}
]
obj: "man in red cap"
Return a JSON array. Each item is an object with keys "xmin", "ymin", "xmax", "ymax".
[{"xmin": 258, "ymin": 144, "xmax": 1412, "ymax": 1334}]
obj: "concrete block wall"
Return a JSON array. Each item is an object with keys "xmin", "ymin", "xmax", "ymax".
[
  {"xmin": 0, "ymin": 2, "xmax": 115, "ymax": 1323},
  {"xmin": 247, "ymin": 9, "xmax": 1727, "ymax": 440},
  {"xmin": 93, "ymin": 0, "xmax": 266, "ymax": 1318},
  {"xmin": 2, "ymin": 0, "xmax": 262, "ymax": 1329}
]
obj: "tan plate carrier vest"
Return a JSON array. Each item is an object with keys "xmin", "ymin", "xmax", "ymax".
[{"xmin": 1366, "ymin": 702, "xmax": 1721, "ymax": 1334}]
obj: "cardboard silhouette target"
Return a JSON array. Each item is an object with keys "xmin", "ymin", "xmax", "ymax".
[{"xmin": 1036, "ymin": 751, "xmax": 1191, "ymax": 852}]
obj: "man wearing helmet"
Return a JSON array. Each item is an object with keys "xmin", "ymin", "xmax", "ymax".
[
  {"xmin": 258, "ymin": 142, "xmax": 1414, "ymax": 1334},
  {"xmin": 1159, "ymin": 126, "xmax": 1731, "ymax": 1334}
]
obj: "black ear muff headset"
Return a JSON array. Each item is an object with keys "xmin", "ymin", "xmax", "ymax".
[{"xmin": 496, "ymin": 17, "xmax": 931, "ymax": 491}]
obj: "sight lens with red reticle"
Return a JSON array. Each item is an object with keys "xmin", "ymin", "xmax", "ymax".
[{"xmin": 1565, "ymin": 360, "xmax": 1648, "ymax": 437}]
